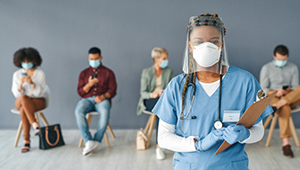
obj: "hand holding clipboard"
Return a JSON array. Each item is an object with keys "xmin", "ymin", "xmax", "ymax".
[{"xmin": 215, "ymin": 90, "xmax": 277, "ymax": 155}]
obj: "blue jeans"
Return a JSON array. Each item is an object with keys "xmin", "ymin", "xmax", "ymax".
[{"xmin": 75, "ymin": 96, "xmax": 111, "ymax": 143}]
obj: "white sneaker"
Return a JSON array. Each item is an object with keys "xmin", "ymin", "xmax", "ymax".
[
  {"xmin": 82, "ymin": 140, "xmax": 98, "ymax": 156},
  {"xmin": 156, "ymin": 148, "xmax": 166, "ymax": 160}
]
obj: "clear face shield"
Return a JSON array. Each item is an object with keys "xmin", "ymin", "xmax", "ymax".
[{"xmin": 182, "ymin": 16, "xmax": 229, "ymax": 75}]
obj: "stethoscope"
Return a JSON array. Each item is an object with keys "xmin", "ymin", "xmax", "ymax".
[{"xmin": 179, "ymin": 55, "xmax": 224, "ymax": 134}]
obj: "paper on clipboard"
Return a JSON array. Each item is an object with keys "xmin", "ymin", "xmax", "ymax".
[{"xmin": 215, "ymin": 91, "xmax": 277, "ymax": 155}]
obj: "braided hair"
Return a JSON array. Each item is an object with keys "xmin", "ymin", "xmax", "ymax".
[
  {"xmin": 180, "ymin": 13, "xmax": 225, "ymax": 118},
  {"xmin": 187, "ymin": 13, "xmax": 226, "ymax": 36}
]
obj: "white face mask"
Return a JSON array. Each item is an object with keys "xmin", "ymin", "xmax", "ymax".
[{"xmin": 192, "ymin": 42, "xmax": 221, "ymax": 67}]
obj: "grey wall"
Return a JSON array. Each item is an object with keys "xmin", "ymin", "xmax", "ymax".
[{"xmin": 1, "ymin": 0, "xmax": 300, "ymax": 129}]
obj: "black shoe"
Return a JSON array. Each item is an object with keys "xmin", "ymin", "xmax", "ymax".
[
  {"xmin": 34, "ymin": 127, "xmax": 42, "ymax": 136},
  {"xmin": 282, "ymin": 145, "xmax": 294, "ymax": 158},
  {"xmin": 21, "ymin": 143, "xmax": 30, "ymax": 153},
  {"xmin": 271, "ymin": 106, "xmax": 277, "ymax": 117}
]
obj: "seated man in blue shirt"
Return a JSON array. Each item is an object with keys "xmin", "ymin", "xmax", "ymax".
[{"xmin": 260, "ymin": 45, "xmax": 300, "ymax": 158}]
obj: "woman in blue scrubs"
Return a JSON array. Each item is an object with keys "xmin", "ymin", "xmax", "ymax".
[{"xmin": 152, "ymin": 13, "xmax": 273, "ymax": 170}]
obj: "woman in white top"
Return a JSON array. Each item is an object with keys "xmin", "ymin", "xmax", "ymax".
[{"xmin": 12, "ymin": 47, "xmax": 47, "ymax": 153}]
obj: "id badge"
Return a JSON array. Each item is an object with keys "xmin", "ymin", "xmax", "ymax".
[{"xmin": 223, "ymin": 110, "xmax": 241, "ymax": 122}]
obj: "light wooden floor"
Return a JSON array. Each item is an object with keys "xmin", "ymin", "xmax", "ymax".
[{"xmin": 0, "ymin": 129, "xmax": 299, "ymax": 170}]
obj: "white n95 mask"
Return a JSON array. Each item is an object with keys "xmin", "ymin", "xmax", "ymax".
[{"xmin": 192, "ymin": 42, "xmax": 221, "ymax": 67}]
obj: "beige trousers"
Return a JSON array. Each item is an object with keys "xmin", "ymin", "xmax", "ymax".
[
  {"xmin": 270, "ymin": 85, "xmax": 300, "ymax": 138},
  {"xmin": 15, "ymin": 95, "xmax": 45, "ymax": 141}
]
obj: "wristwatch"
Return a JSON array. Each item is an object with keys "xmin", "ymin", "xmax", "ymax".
[{"xmin": 103, "ymin": 94, "xmax": 107, "ymax": 99}]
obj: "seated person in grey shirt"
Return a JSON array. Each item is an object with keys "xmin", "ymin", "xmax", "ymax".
[{"xmin": 260, "ymin": 45, "xmax": 300, "ymax": 158}]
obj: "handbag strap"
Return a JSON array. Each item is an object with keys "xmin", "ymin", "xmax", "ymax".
[
  {"xmin": 45, "ymin": 126, "xmax": 60, "ymax": 146},
  {"xmin": 138, "ymin": 129, "xmax": 147, "ymax": 141}
]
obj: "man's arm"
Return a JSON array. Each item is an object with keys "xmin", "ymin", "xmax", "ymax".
[
  {"xmin": 291, "ymin": 66, "xmax": 299, "ymax": 89},
  {"xmin": 260, "ymin": 65, "xmax": 270, "ymax": 94},
  {"xmin": 259, "ymin": 65, "xmax": 284, "ymax": 96},
  {"xmin": 94, "ymin": 71, "xmax": 116, "ymax": 103},
  {"xmin": 83, "ymin": 76, "xmax": 98, "ymax": 93},
  {"xmin": 106, "ymin": 70, "xmax": 117, "ymax": 98},
  {"xmin": 77, "ymin": 71, "xmax": 98, "ymax": 98},
  {"xmin": 77, "ymin": 72, "xmax": 86, "ymax": 97}
]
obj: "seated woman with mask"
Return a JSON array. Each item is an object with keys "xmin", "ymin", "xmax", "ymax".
[
  {"xmin": 12, "ymin": 47, "xmax": 47, "ymax": 153},
  {"xmin": 137, "ymin": 47, "xmax": 173, "ymax": 160}
]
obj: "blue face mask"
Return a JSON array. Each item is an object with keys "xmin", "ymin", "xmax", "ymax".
[
  {"xmin": 275, "ymin": 59, "xmax": 287, "ymax": 68},
  {"xmin": 21, "ymin": 62, "xmax": 34, "ymax": 70},
  {"xmin": 160, "ymin": 60, "xmax": 168, "ymax": 69},
  {"xmin": 89, "ymin": 59, "xmax": 101, "ymax": 68}
]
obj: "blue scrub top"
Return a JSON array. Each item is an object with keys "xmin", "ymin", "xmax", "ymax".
[{"xmin": 152, "ymin": 66, "xmax": 273, "ymax": 170}]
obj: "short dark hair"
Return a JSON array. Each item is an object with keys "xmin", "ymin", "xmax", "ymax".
[
  {"xmin": 88, "ymin": 47, "xmax": 101, "ymax": 55},
  {"xmin": 13, "ymin": 47, "xmax": 42, "ymax": 68},
  {"xmin": 273, "ymin": 45, "xmax": 289, "ymax": 56}
]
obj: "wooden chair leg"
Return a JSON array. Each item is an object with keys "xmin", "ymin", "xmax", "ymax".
[
  {"xmin": 107, "ymin": 124, "xmax": 115, "ymax": 138},
  {"xmin": 34, "ymin": 113, "xmax": 40, "ymax": 126},
  {"xmin": 14, "ymin": 121, "xmax": 23, "ymax": 147},
  {"xmin": 86, "ymin": 114, "xmax": 93, "ymax": 126},
  {"xmin": 104, "ymin": 132, "xmax": 110, "ymax": 147},
  {"xmin": 145, "ymin": 114, "xmax": 156, "ymax": 149},
  {"xmin": 266, "ymin": 113, "xmax": 278, "ymax": 147},
  {"xmin": 289, "ymin": 117, "xmax": 300, "ymax": 147},
  {"xmin": 78, "ymin": 114, "xmax": 93, "ymax": 148},
  {"xmin": 264, "ymin": 115, "xmax": 272, "ymax": 129},
  {"xmin": 78, "ymin": 114, "xmax": 115, "ymax": 148},
  {"xmin": 39, "ymin": 112, "xmax": 49, "ymax": 126},
  {"xmin": 78, "ymin": 137, "xmax": 84, "ymax": 148},
  {"xmin": 143, "ymin": 116, "xmax": 152, "ymax": 135}
]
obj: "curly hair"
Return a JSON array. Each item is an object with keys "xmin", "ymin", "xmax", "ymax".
[{"xmin": 13, "ymin": 47, "xmax": 42, "ymax": 68}]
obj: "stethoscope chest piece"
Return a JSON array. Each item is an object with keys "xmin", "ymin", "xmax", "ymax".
[{"xmin": 214, "ymin": 120, "xmax": 223, "ymax": 130}]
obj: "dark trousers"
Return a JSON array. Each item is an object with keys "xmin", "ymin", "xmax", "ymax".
[{"xmin": 144, "ymin": 98, "xmax": 159, "ymax": 144}]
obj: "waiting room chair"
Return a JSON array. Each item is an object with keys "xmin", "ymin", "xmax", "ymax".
[
  {"xmin": 263, "ymin": 105, "xmax": 300, "ymax": 147},
  {"xmin": 78, "ymin": 111, "xmax": 116, "ymax": 148},
  {"xmin": 12, "ymin": 86, "xmax": 50, "ymax": 147},
  {"xmin": 141, "ymin": 110, "xmax": 157, "ymax": 149}
]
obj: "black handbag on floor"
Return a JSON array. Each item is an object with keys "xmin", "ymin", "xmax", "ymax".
[{"xmin": 39, "ymin": 124, "xmax": 65, "ymax": 150}]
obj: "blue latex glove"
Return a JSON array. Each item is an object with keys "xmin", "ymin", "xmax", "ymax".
[
  {"xmin": 195, "ymin": 128, "xmax": 225, "ymax": 152},
  {"xmin": 223, "ymin": 124, "xmax": 250, "ymax": 145}
]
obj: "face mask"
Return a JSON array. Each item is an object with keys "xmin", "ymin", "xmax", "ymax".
[
  {"xmin": 192, "ymin": 42, "xmax": 221, "ymax": 67},
  {"xmin": 89, "ymin": 60, "xmax": 100, "ymax": 68},
  {"xmin": 21, "ymin": 62, "xmax": 34, "ymax": 70},
  {"xmin": 160, "ymin": 60, "xmax": 168, "ymax": 69},
  {"xmin": 275, "ymin": 59, "xmax": 287, "ymax": 68}
]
